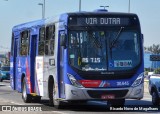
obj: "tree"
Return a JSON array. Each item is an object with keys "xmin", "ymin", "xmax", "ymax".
[
  {"xmin": 154, "ymin": 68, "xmax": 160, "ymax": 74},
  {"xmin": 147, "ymin": 44, "xmax": 160, "ymax": 54},
  {"xmin": 145, "ymin": 44, "xmax": 160, "ymax": 69},
  {"xmin": 144, "ymin": 46, "xmax": 148, "ymax": 52}
]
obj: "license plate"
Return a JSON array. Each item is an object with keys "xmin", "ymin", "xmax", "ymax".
[{"xmin": 101, "ymin": 94, "xmax": 115, "ymax": 99}]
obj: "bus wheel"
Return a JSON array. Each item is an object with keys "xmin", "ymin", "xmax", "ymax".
[
  {"xmin": 48, "ymin": 79, "xmax": 64, "ymax": 108},
  {"xmin": 52, "ymin": 85, "xmax": 64, "ymax": 109},
  {"xmin": 107, "ymin": 99, "xmax": 125, "ymax": 107},
  {"xmin": 54, "ymin": 99, "xmax": 65, "ymax": 109},
  {"xmin": 49, "ymin": 79, "xmax": 54, "ymax": 105},
  {"xmin": 33, "ymin": 96, "xmax": 41, "ymax": 103},
  {"xmin": 22, "ymin": 78, "xmax": 32, "ymax": 103},
  {"xmin": 152, "ymin": 91, "xmax": 159, "ymax": 106}
]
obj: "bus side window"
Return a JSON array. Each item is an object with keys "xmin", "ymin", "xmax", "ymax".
[
  {"xmin": 50, "ymin": 39, "xmax": 54, "ymax": 55},
  {"xmin": 38, "ymin": 41, "xmax": 45, "ymax": 55},
  {"xmin": 45, "ymin": 25, "xmax": 55, "ymax": 55},
  {"xmin": 45, "ymin": 41, "xmax": 49, "ymax": 55},
  {"xmin": 45, "ymin": 26, "xmax": 49, "ymax": 55},
  {"xmin": 50, "ymin": 25, "xmax": 55, "ymax": 55},
  {"xmin": 38, "ymin": 27, "xmax": 45, "ymax": 55},
  {"xmin": 20, "ymin": 31, "xmax": 30, "ymax": 56}
]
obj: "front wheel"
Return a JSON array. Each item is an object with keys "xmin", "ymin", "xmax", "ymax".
[
  {"xmin": 54, "ymin": 99, "xmax": 65, "ymax": 109},
  {"xmin": 48, "ymin": 80, "xmax": 64, "ymax": 109},
  {"xmin": 22, "ymin": 78, "xmax": 32, "ymax": 103},
  {"xmin": 152, "ymin": 91, "xmax": 160, "ymax": 106}
]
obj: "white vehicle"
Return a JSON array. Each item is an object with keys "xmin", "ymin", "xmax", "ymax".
[{"xmin": 149, "ymin": 74, "xmax": 160, "ymax": 105}]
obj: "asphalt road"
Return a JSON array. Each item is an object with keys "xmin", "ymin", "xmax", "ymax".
[{"xmin": 0, "ymin": 81, "xmax": 159, "ymax": 114}]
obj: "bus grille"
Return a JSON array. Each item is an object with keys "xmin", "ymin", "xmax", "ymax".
[{"xmin": 87, "ymin": 90, "xmax": 128, "ymax": 99}]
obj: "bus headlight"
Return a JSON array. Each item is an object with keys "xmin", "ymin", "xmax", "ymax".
[
  {"xmin": 67, "ymin": 73, "xmax": 83, "ymax": 88},
  {"xmin": 131, "ymin": 73, "xmax": 144, "ymax": 87}
]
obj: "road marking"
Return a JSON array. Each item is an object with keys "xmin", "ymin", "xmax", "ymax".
[
  {"xmin": 10, "ymin": 102, "xmax": 23, "ymax": 105},
  {"xmin": 0, "ymin": 84, "xmax": 5, "ymax": 86},
  {"xmin": 51, "ymin": 111, "xmax": 67, "ymax": 114}
]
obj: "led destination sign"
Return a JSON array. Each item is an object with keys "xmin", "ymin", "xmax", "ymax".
[
  {"xmin": 85, "ymin": 18, "xmax": 121, "ymax": 25},
  {"xmin": 69, "ymin": 17, "xmax": 132, "ymax": 26}
]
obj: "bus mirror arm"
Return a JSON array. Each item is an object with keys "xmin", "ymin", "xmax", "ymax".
[
  {"xmin": 141, "ymin": 34, "xmax": 144, "ymax": 44},
  {"xmin": 60, "ymin": 34, "xmax": 67, "ymax": 48}
]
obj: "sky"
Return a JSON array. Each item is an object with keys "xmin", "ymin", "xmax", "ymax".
[{"xmin": 0, "ymin": 0, "xmax": 160, "ymax": 52}]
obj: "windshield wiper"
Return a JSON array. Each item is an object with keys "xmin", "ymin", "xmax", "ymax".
[
  {"xmin": 88, "ymin": 31, "xmax": 102, "ymax": 49},
  {"xmin": 91, "ymin": 36, "xmax": 102, "ymax": 48},
  {"xmin": 109, "ymin": 27, "xmax": 124, "ymax": 59},
  {"xmin": 110, "ymin": 27, "xmax": 124, "ymax": 49}
]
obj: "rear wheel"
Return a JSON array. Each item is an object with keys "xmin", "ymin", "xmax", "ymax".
[
  {"xmin": 152, "ymin": 91, "xmax": 160, "ymax": 106},
  {"xmin": 33, "ymin": 96, "xmax": 41, "ymax": 103},
  {"xmin": 22, "ymin": 78, "xmax": 32, "ymax": 103}
]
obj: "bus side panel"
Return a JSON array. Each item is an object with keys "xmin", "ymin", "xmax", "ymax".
[
  {"xmin": 43, "ymin": 56, "xmax": 55, "ymax": 97},
  {"xmin": 16, "ymin": 57, "xmax": 25, "ymax": 92},
  {"xmin": 35, "ymin": 56, "xmax": 44, "ymax": 96},
  {"xmin": 16, "ymin": 57, "xmax": 32, "ymax": 94},
  {"xmin": 35, "ymin": 57, "xmax": 56, "ymax": 98},
  {"xmin": 25, "ymin": 57, "xmax": 33, "ymax": 94}
]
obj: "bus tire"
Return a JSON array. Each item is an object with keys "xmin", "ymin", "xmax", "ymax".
[
  {"xmin": 52, "ymin": 84, "xmax": 64, "ymax": 109},
  {"xmin": 107, "ymin": 99, "xmax": 125, "ymax": 107},
  {"xmin": 152, "ymin": 91, "xmax": 159, "ymax": 106},
  {"xmin": 49, "ymin": 78, "xmax": 54, "ymax": 105},
  {"xmin": 22, "ymin": 78, "xmax": 32, "ymax": 103},
  {"xmin": 33, "ymin": 96, "xmax": 41, "ymax": 103},
  {"xmin": 54, "ymin": 99, "xmax": 64, "ymax": 109},
  {"xmin": 49, "ymin": 81, "xmax": 64, "ymax": 109}
]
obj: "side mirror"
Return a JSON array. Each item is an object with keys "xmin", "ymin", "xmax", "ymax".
[
  {"xmin": 141, "ymin": 34, "xmax": 144, "ymax": 44},
  {"xmin": 60, "ymin": 33, "xmax": 66, "ymax": 48}
]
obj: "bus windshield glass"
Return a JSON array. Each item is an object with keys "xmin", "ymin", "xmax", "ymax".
[{"xmin": 68, "ymin": 29, "xmax": 141, "ymax": 71}]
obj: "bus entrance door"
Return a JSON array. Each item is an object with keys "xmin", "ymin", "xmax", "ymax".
[
  {"xmin": 12, "ymin": 38, "xmax": 18, "ymax": 90},
  {"xmin": 59, "ymin": 30, "xmax": 66, "ymax": 98},
  {"xmin": 30, "ymin": 35, "xmax": 37, "ymax": 93}
]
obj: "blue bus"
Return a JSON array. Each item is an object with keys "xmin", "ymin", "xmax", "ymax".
[{"xmin": 10, "ymin": 10, "xmax": 144, "ymax": 108}]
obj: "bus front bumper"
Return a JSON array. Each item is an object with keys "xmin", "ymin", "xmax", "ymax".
[{"xmin": 64, "ymin": 83, "xmax": 144, "ymax": 100}]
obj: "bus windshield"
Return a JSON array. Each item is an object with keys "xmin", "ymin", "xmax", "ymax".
[{"xmin": 68, "ymin": 29, "xmax": 141, "ymax": 72}]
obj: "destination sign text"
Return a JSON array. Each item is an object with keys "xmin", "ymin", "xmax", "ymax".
[{"xmin": 75, "ymin": 17, "xmax": 130, "ymax": 26}]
